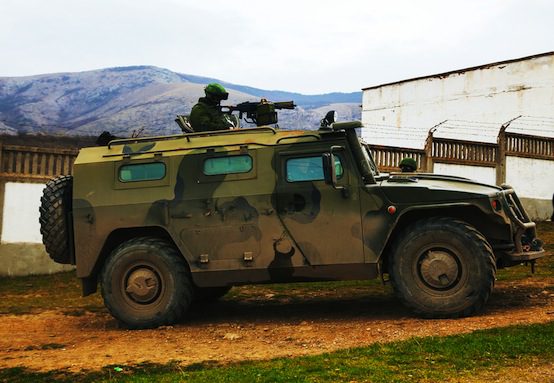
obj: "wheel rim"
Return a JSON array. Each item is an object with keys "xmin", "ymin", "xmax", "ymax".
[
  {"xmin": 417, "ymin": 248, "xmax": 461, "ymax": 290},
  {"xmin": 123, "ymin": 265, "xmax": 162, "ymax": 304}
]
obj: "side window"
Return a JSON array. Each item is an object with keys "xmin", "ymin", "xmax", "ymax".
[
  {"xmin": 119, "ymin": 162, "xmax": 166, "ymax": 182},
  {"xmin": 286, "ymin": 155, "xmax": 343, "ymax": 182},
  {"xmin": 203, "ymin": 155, "xmax": 253, "ymax": 176}
]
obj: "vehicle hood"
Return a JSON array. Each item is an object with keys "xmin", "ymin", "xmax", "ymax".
[{"xmin": 378, "ymin": 173, "xmax": 502, "ymax": 204}]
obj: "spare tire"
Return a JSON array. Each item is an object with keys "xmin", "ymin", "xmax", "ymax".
[{"xmin": 39, "ymin": 175, "xmax": 74, "ymax": 264}]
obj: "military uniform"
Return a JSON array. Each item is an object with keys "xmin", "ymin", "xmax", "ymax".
[
  {"xmin": 190, "ymin": 83, "xmax": 233, "ymax": 132},
  {"xmin": 190, "ymin": 97, "xmax": 233, "ymax": 132}
]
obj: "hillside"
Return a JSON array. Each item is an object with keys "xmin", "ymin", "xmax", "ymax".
[{"xmin": 0, "ymin": 66, "xmax": 361, "ymax": 137}]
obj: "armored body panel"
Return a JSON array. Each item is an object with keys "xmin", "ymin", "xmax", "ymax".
[{"xmin": 40, "ymin": 123, "xmax": 546, "ymax": 328}]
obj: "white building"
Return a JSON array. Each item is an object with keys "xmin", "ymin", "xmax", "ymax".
[
  {"xmin": 361, "ymin": 52, "xmax": 554, "ymax": 220},
  {"xmin": 0, "ymin": 142, "xmax": 78, "ymax": 276}
]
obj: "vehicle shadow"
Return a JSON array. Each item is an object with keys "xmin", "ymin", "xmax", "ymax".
[
  {"xmin": 487, "ymin": 282, "xmax": 553, "ymax": 310},
  {"xmin": 184, "ymin": 282, "xmax": 552, "ymax": 326},
  {"xmin": 187, "ymin": 294, "xmax": 409, "ymax": 325},
  {"xmin": 88, "ymin": 281, "xmax": 552, "ymax": 330}
]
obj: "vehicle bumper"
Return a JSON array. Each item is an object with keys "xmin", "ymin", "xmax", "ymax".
[
  {"xmin": 497, "ymin": 186, "xmax": 546, "ymax": 260},
  {"xmin": 506, "ymin": 249, "xmax": 545, "ymax": 262}
]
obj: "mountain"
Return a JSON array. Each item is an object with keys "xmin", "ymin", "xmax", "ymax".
[{"xmin": 0, "ymin": 66, "xmax": 361, "ymax": 137}]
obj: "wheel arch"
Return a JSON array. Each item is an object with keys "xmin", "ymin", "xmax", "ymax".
[
  {"xmin": 380, "ymin": 204, "xmax": 500, "ymax": 274},
  {"xmin": 81, "ymin": 226, "xmax": 189, "ymax": 296}
]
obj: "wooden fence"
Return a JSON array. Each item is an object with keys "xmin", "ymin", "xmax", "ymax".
[
  {"xmin": 0, "ymin": 126, "xmax": 552, "ymax": 183},
  {"xmin": 368, "ymin": 145, "xmax": 426, "ymax": 173},
  {"xmin": 430, "ymin": 138, "xmax": 498, "ymax": 167},
  {"xmin": 504, "ymin": 132, "xmax": 554, "ymax": 160},
  {"xmin": 0, "ymin": 144, "xmax": 78, "ymax": 183},
  {"xmin": 367, "ymin": 122, "xmax": 553, "ymax": 181}
]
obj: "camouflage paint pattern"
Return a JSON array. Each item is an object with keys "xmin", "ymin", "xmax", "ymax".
[{"xmin": 71, "ymin": 126, "xmax": 540, "ymax": 293}]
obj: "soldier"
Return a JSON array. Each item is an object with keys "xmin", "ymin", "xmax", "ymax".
[
  {"xmin": 190, "ymin": 83, "xmax": 235, "ymax": 132},
  {"xmin": 399, "ymin": 157, "xmax": 417, "ymax": 172}
]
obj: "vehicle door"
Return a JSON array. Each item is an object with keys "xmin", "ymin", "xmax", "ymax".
[{"xmin": 274, "ymin": 144, "xmax": 364, "ymax": 265}]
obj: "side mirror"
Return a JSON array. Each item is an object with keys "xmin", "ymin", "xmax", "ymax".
[
  {"xmin": 322, "ymin": 152, "xmax": 335, "ymax": 185},
  {"xmin": 322, "ymin": 146, "xmax": 349, "ymax": 197}
]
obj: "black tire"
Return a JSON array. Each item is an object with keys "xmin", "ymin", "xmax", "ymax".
[
  {"xmin": 389, "ymin": 217, "xmax": 496, "ymax": 318},
  {"xmin": 100, "ymin": 237, "xmax": 193, "ymax": 329},
  {"xmin": 193, "ymin": 286, "xmax": 232, "ymax": 304},
  {"xmin": 39, "ymin": 175, "xmax": 73, "ymax": 264}
]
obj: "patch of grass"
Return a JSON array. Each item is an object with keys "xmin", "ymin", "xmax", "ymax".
[
  {"xmin": 496, "ymin": 255, "xmax": 554, "ymax": 281},
  {"xmin": 1, "ymin": 321, "xmax": 553, "ymax": 383},
  {"xmin": 538, "ymin": 221, "xmax": 554, "ymax": 254},
  {"xmin": 0, "ymin": 272, "xmax": 104, "ymax": 315}
]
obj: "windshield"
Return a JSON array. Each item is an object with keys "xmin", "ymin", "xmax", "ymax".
[{"xmin": 360, "ymin": 140, "xmax": 379, "ymax": 176}]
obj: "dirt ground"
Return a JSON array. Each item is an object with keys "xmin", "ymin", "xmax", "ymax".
[{"xmin": 1, "ymin": 275, "xmax": 553, "ymax": 373}]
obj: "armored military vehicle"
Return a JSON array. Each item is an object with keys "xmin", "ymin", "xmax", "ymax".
[{"xmin": 39, "ymin": 101, "xmax": 545, "ymax": 329}]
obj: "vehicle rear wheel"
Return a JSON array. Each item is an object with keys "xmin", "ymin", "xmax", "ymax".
[
  {"xmin": 100, "ymin": 237, "xmax": 192, "ymax": 329},
  {"xmin": 389, "ymin": 217, "xmax": 496, "ymax": 318},
  {"xmin": 39, "ymin": 175, "xmax": 73, "ymax": 264}
]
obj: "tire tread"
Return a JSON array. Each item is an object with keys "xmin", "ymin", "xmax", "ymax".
[
  {"xmin": 39, "ymin": 175, "xmax": 73, "ymax": 264},
  {"xmin": 100, "ymin": 237, "xmax": 193, "ymax": 329},
  {"xmin": 389, "ymin": 217, "xmax": 496, "ymax": 318}
]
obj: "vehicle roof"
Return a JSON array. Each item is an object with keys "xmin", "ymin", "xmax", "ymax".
[{"xmin": 74, "ymin": 127, "xmax": 341, "ymax": 164}]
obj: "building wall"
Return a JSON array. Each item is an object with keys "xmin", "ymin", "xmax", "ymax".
[
  {"xmin": 361, "ymin": 53, "xmax": 554, "ymax": 220},
  {"xmin": 362, "ymin": 53, "xmax": 554, "ymax": 132},
  {"xmin": 505, "ymin": 157, "xmax": 554, "ymax": 199},
  {"xmin": 0, "ymin": 181, "xmax": 73, "ymax": 276},
  {"xmin": 505, "ymin": 156, "xmax": 554, "ymax": 221},
  {"xmin": 433, "ymin": 163, "xmax": 496, "ymax": 185},
  {"xmin": 0, "ymin": 139, "xmax": 81, "ymax": 276},
  {"xmin": 2, "ymin": 182, "xmax": 44, "ymax": 242}
]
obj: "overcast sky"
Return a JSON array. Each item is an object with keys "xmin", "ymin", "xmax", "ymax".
[{"xmin": 1, "ymin": 0, "xmax": 552, "ymax": 94}]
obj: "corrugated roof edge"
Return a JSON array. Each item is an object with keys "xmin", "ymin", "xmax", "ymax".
[{"xmin": 361, "ymin": 51, "xmax": 554, "ymax": 91}]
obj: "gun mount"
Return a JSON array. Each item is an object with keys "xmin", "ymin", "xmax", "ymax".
[{"xmin": 221, "ymin": 98, "xmax": 296, "ymax": 126}]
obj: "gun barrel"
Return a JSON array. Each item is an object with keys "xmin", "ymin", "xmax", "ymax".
[
  {"xmin": 274, "ymin": 101, "xmax": 296, "ymax": 110},
  {"xmin": 231, "ymin": 101, "xmax": 258, "ymax": 113}
]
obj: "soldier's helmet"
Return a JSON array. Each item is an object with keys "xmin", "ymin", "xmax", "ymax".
[
  {"xmin": 204, "ymin": 83, "xmax": 229, "ymax": 101},
  {"xmin": 399, "ymin": 157, "xmax": 417, "ymax": 172}
]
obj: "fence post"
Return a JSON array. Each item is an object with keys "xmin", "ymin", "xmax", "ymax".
[
  {"xmin": 497, "ymin": 116, "xmax": 521, "ymax": 186},
  {"xmin": 423, "ymin": 128, "xmax": 435, "ymax": 173},
  {"xmin": 496, "ymin": 125, "xmax": 507, "ymax": 186}
]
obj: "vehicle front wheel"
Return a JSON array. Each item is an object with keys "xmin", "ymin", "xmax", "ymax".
[
  {"xmin": 100, "ymin": 237, "xmax": 192, "ymax": 329},
  {"xmin": 389, "ymin": 217, "xmax": 496, "ymax": 318}
]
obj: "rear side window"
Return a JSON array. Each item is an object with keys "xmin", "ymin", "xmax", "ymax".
[
  {"xmin": 286, "ymin": 155, "xmax": 343, "ymax": 182},
  {"xmin": 119, "ymin": 162, "xmax": 166, "ymax": 182},
  {"xmin": 203, "ymin": 155, "xmax": 253, "ymax": 175}
]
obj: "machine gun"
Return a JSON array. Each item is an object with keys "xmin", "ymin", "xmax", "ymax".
[{"xmin": 221, "ymin": 98, "xmax": 296, "ymax": 126}]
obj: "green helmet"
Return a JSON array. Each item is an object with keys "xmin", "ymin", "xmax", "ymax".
[
  {"xmin": 204, "ymin": 83, "xmax": 229, "ymax": 100},
  {"xmin": 399, "ymin": 157, "xmax": 417, "ymax": 172}
]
